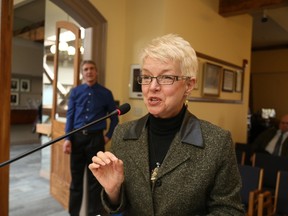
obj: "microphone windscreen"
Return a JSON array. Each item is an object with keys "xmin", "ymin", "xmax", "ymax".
[{"xmin": 117, "ymin": 103, "xmax": 131, "ymax": 115}]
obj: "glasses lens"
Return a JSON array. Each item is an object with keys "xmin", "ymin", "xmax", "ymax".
[
  {"xmin": 138, "ymin": 75, "xmax": 187, "ymax": 85},
  {"xmin": 158, "ymin": 75, "xmax": 175, "ymax": 85},
  {"xmin": 137, "ymin": 76, "xmax": 151, "ymax": 84}
]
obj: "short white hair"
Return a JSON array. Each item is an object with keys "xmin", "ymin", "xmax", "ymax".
[{"xmin": 139, "ymin": 34, "xmax": 198, "ymax": 78}]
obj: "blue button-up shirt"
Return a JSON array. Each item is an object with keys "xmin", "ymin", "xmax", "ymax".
[{"xmin": 65, "ymin": 83, "xmax": 119, "ymax": 140}]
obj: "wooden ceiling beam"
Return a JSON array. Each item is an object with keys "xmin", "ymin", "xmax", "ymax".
[
  {"xmin": 219, "ymin": 0, "xmax": 288, "ymax": 16},
  {"xmin": 13, "ymin": 20, "xmax": 44, "ymax": 36},
  {"xmin": 17, "ymin": 26, "xmax": 44, "ymax": 43},
  {"xmin": 13, "ymin": 20, "xmax": 44, "ymax": 43}
]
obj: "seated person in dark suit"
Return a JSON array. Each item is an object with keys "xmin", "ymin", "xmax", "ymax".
[
  {"xmin": 251, "ymin": 114, "xmax": 288, "ymax": 156},
  {"xmin": 248, "ymin": 110, "xmax": 277, "ymax": 143}
]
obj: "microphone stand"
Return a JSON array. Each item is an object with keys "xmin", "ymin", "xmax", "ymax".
[{"xmin": 0, "ymin": 109, "xmax": 118, "ymax": 168}]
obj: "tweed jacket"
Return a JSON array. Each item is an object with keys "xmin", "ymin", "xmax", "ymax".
[
  {"xmin": 102, "ymin": 110, "xmax": 244, "ymax": 215},
  {"xmin": 251, "ymin": 127, "xmax": 288, "ymax": 156}
]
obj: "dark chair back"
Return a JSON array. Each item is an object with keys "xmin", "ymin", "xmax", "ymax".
[
  {"xmin": 275, "ymin": 171, "xmax": 288, "ymax": 214},
  {"xmin": 252, "ymin": 153, "xmax": 288, "ymax": 192},
  {"xmin": 236, "ymin": 149, "xmax": 246, "ymax": 165},
  {"xmin": 238, "ymin": 165, "xmax": 263, "ymax": 207},
  {"xmin": 235, "ymin": 143, "xmax": 252, "ymax": 165}
]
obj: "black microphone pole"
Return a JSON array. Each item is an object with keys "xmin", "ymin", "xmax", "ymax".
[{"xmin": 0, "ymin": 103, "xmax": 131, "ymax": 168}]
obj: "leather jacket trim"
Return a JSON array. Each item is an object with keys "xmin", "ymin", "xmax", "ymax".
[{"xmin": 123, "ymin": 110, "xmax": 204, "ymax": 148}]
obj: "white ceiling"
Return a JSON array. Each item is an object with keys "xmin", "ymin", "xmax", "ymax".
[{"xmin": 13, "ymin": 0, "xmax": 288, "ymax": 50}]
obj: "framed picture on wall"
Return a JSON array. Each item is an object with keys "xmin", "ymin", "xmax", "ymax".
[
  {"xmin": 20, "ymin": 79, "xmax": 30, "ymax": 92},
  {"xmin": 222, "ymin": 69, "xmax": 234, "ymax": 92},
  {"xmin": 11, "ymin": 92, "xmax": 19, "ymax": 106},
  {"xmin": 11, "ymin": 78, "xmax": 19, "ymax": 91},
  {"xmin": 235, "ymin": 70, "xmax": 243, "ymax": 92},
  {"xmin": 202, "ymin": 62, "xmax": 222, "ymax": 96},
  {"xmin": 129, "ymin": 64, "xmax": 143, "ymax": 99}
]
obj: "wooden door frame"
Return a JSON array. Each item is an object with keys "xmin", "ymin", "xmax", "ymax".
[
  {"xmin": 50, "ymin": 21, "xmax": 81, "ymax": 208},
  {"xmin": 48, "ymin": 0, "xmax": 107, "ymax": 210},
  {"xmin": 0, "ymin": 0, "xmax": 106, "ymax": 214},
  {"xmin": 51, "ymin": 21, "xmax": 81, "ymax": 120},
  {"xmin": 50, "ymin": 0, "xmax": 107, "ymax": 85},
  {"xmin": 0, "ymin": 0, "xmax": 13, "ymax": 215}
]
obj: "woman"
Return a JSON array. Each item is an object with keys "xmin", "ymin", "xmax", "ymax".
[{"xmin": 89, "ymin": 34, "xmax": 244, "ymax": 215}]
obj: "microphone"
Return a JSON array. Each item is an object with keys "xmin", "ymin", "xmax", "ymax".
[
  {"xmin": 0, "ymin": 103, "xmax": 131, "ymax": 168},
  {"xmin": 117, "ymin": 103, "xmax": 131, "ymax": 116}
]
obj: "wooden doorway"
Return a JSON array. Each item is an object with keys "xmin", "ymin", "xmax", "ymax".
[
  {"xmin": 50, "ymin": 21, "xmax": 81, "ymax": 208},
  {"xmin": 0, "ymin": 1, "xmax": 13, "ymax": 215},
  {"xmin": 46, "ymin": 0, "xmax": 107, "ymax": 210}
]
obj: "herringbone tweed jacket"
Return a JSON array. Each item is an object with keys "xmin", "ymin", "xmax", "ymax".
[{"xmin": 102, "ymin": 110, "xmax": 244, "ymax": 216}]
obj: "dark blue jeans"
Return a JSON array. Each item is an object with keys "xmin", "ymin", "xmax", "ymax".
[{"xmin": 69, "ymin": 131, "xmax": 105, "ymax": 216}]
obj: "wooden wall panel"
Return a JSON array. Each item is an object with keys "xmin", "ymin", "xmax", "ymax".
[{"xmin": 251, "ymin": 72, "xmax": 288, "ymax": 118}]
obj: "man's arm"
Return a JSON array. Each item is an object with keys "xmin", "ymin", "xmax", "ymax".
[{"xmin": 105, "ymin": 91, "xmax": 119, "ymax": 139}]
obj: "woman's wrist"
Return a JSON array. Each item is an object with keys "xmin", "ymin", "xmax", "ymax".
[{"xmin": 104, "ymin": 185, "xmax": 122, "ymax": 205}]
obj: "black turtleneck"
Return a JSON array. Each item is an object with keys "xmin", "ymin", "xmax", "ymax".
[{"xmin": 148, "ymin": 105, "xmax": 186, "ymax": 171}]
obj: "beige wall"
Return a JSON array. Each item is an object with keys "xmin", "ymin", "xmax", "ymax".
[
  {"xmin": 12, "ymin": 37, "xmax": 43, "ymax": 77},
  {"xmin": 251, "ymin": 49, "xmax": 288, "ymax": 119},
  {"xmin": 90, "ymin": 0, "xmax": 253, "ymax": 143},
  {"xmin": 11, "ymin": 37, "xmax": 43, "ymax": 110}
]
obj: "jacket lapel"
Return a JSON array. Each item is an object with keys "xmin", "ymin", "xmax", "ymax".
[
  {"xmin": 122, "ymin": 110, "xmax": 205, "ymax": 181},
  {"xmin": 158, "ymin": 134, "xmax": 191, "ymax": 178},
  {"xmin": 123, "ymin": 115, "xmax": 151, "ymax": 183},
  {"xmin": 129, "ymin": 132, "xmax": 151, "ymax": 183}
]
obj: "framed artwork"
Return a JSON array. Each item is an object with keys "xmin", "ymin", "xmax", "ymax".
[
  {"xmin": 129, "ymin": 64, "xmax": 142, "ymax": 99},
  {"xmin": 11, "ymin": 92, "xmax": 19, "ymax": 106},
  {"xmin": 202, "ymin": 62, "xmax": 222, "ymax": 96},
  {"xmin": 194, "ymin": 58, "xmax": 204, "ymax": 90},
  {"xmin": 11, "ymin": 78, "xmax": 19, "ymax": 91},
  {"xmin": 222, "ymin": 69, "xmax": 234, "ymax": 92},
  {"xmin": 235, "ymin": 70, "xmax": 243, "ymax": 92},
  {"xmin": 20, "ymin": 79, "xmax": 30, "ymax": 92}
]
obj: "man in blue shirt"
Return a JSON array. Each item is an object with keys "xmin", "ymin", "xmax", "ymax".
[{"xmin": 63, "ymin": 60, "xmax": 119, "ymax": 216}]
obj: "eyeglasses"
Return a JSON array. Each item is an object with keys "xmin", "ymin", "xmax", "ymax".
[{"xmin": 137, "ymin": 75, "xmax": 191, "ymax": 85}]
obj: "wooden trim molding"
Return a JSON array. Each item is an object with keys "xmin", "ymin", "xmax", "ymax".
[
  {"xmin": 50, "ymin": 0, "xmax": 107, "ymax": 85},
  {"xmin": 219, "ymin": 0, "xmax": 288, "ymax": 17},
  {"xmin": 0, "ymin": 0, "xmax": 13, "ymax": 215},
  {"xmin": 189, "ymin": 52, "xmax": 248, "ymax": 103}
]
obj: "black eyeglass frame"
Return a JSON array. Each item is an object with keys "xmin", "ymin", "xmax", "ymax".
[{"xmin": 137, "ymin": 75, "xmax": 191, "ymax": 85}]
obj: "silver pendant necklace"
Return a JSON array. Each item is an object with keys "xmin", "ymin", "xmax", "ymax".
[
  {"xmin": 150, "ymin": 136, "xmax": 164, "ymax": 185},
  {"xmin": 151, "ymin": 162, "xmax": 161, "ymax": 183}
]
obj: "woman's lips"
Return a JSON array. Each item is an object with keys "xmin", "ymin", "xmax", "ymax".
[{"xmin": 148, "ymin": 97, "xmax": 161, "ymax": 105}]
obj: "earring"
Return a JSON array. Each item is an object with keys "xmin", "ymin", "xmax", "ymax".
[{"xmin": 185, "ymin": 100, "xmax": 189, "ymax": 107}]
